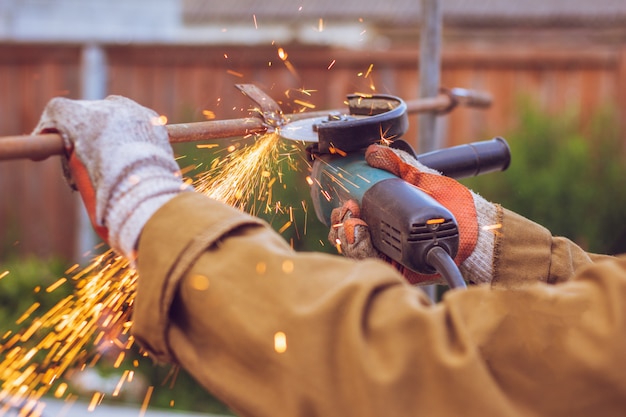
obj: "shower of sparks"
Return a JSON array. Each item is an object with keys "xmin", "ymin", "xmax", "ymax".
[
  {"xmin": 1, "ymin": 63, "xmax": 392, "ymax": 412},
  {"xmin": 0, "ymin": 129, "xmax": 309, "ymax": 414},
  {"xmin": 194, "ymin": 131, "xmax": 302, "ymax": 214},
  {"xmin": 0, "ymin": 249, "xmax": 136, "ymax": 413}
]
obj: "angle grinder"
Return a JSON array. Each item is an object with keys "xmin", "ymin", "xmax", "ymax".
[{"xmin": 279, "ymin": 93, "xmax": 511, "ymax": 289}]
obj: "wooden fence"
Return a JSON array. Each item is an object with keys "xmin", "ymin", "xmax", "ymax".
[{"xmin": 1, "ymin": 42, "xmax": 625, "ymax": 260}]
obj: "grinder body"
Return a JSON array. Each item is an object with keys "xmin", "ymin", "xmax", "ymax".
[{"xmin": 311, "ymin": 152, "xmax": 459, "ymax": 275}]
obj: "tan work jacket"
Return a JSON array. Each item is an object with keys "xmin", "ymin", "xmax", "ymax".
[{"xmin": 133, "ymin": 192, "xmax": 626, "ymax": 417}]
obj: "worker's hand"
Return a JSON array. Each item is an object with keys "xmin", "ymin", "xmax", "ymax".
[
  {"xmin": 33, "ymin": 95, "xmax": 190, "ymax": 260},
  {"xmin": 330, "ymin": 144, "xmax": 500, "ymax": 285},
  {"xmin": 329, "ymin": 199, "xmax": 444, "ymax": 285},
  {"xmin": 328, "ymin": 200, "xmax": 381, "ymax": 260}
]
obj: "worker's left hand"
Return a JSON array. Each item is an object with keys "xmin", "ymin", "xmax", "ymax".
[
  {"xmin": 329, "ymin": 199, "xmax": 446, "ymax": 285},
  {"xmin": 328, "ymin": 200, "xmax": 381, "ymax": 260},
  {"xmin": 33, "ymin": 96, "xmax": 190, "ymax": 260}
]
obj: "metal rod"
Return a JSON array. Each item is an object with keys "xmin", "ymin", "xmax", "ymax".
[
  {"xmin": 0, "ymin": 117, "xmax": 268, "ymax": 161},
  {"xmin": 0, "ymin": 91, "xmax": 490, "ymax": 162},
  {"xmin": 418, "ymin": 0, "xmax": 443, "ymax": 153},
  {"xmin": 418, "ymin": 0, "xmax": 443, "ymax": 303}
]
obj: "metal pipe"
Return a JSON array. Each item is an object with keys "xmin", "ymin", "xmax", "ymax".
[
  {"xmin": 0, "ymin": 117, "xmax": 267, "ymax": 161},
  {"xmin": 418, "ymin": 0, "xmax": 443, "ymax": 153},
  {"xmin": 0, "ymin": 91, "xmax": 490, "ymax": 162}
]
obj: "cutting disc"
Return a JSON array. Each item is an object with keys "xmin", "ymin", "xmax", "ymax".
[{"xmin": 278, "ymin": 116, "xmax": 327, "ymax": 143}]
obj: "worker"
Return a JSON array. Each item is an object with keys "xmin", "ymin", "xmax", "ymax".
[{"xmin": 34, "ymin": 96, "xmax": 626, "ymax": 417}]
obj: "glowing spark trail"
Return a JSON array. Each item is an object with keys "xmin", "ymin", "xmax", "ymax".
[{"xmin": 0, "ymin": 130, "xmax": 307, "ymax": 414}]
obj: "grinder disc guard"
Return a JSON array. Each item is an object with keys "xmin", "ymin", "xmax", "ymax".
[{"xmin": 278, "ymin": 94, "xmax": 409, "ymax": 154}]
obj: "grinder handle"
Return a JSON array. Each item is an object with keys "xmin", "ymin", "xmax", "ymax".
[{"xmin": 415, "ymin": 137, "xmax": 511, "ymax": 179}]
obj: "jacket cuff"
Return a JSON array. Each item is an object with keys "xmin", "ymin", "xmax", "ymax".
[
  {"xmin": 132, "ymin": 192, "xmax": 265, "ymax": 362},
  {"xmin": 491, "ymin": 208, "xmax": 553, "ymax": 288}
]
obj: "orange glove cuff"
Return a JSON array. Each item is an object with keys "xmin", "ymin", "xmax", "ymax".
[{"xmin": 68, "ymin": 152, "xmax": 109, "ymax": 243}]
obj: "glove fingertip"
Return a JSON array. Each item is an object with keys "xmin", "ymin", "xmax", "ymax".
[
  {"xmin": 343, "ymin": 218, "xmax": 368, "ymax": 245},
  {"xmin": 342, "ymin": 199, "xmax": 361, "ymax": 218}
]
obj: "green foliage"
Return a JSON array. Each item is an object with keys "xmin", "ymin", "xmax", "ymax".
[
  {"xmin": 0, "ymin": 256, "xmax": 72, "ymax": 331},
  {"xmin": 463, "ymin": 101, "xmax": 626, "ymax": 255},
  {"xmin": 141, "ymin": 365, "xmax": 235, "ymax": 415}
]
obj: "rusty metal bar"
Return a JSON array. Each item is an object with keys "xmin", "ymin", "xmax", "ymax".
[
  {"xmin": 0, "ymin": 117, "xmax": 268, "ymax": 161},
  {"xmin": 0, "ymin": 90, "xmax": 490, "ymax": 162}
]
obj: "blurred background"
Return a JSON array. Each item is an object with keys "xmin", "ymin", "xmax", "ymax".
[{"xmin": 1, "ymin": 0, "xmax": 626, "ymax": 415}]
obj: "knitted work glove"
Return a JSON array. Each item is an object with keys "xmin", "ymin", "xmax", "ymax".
[
  {"xmin": 330, "ymin": 144, "xmax": 500, "ymax": 285},
  {"xmin": 328, "ymin": 200, "xmax": 381, "ymax": 260},
  {"xmin": 33, "ymin": 95, "xmax": 190, "ymax": 260}
]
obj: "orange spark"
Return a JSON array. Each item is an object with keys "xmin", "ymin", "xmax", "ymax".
[
  {"xmin": 226, "ymin": 69, "xmax": 244, "ymax": 78},
  {"xmin": 15, "ymin": 302, "xmax": 40, "ymax": 325},
  {"xmin": 335, "ymin": 238, "xmax": 343, "ymax": 253},
  {"xmin": 53, "ymin": 382, "xmax": 67, "ymax": 398},
  {"xmin": 278, "ymin": 221, "xmax": 292, "ymax": 234},
  {"xmin": 139, "ymin": 386, "xmax": 154, "ymax": 417},
  {"xmin": 274, "ymin": 332, "xmax": 287, "ymax": 353},
  {"xmin": 87, "ymin": 392, "xmax": 104, "ymax": 411},
  {"xmin": 202, "ymin": 110, "xmax": 216, "ymax": 119},
  {"xmin": 293, "ymin": 99, "xmax": 316, "ymax": 109},
  {"xmin": 151, "ymin": 115, "xmax": 168, "ymax": 126},
  {"xmin": 113, "ymin": 351, "xmax": 125, "ymax": 368},
  {"xmin": 45, "ymin": 278, "xmax": 67, "ymax": 293},
  {"xmin": 196, "ymin": 144, "xmax": 219, "ymax": 149},
  {"xmin": 483, "ymin": 223, "xmax": 503, "ymax": 231},
  {"xmin": 328, "ymin": 146, "xmax": 347, "ymax": 157}
]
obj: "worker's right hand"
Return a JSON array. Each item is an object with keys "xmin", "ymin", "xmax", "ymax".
[
  {"xmin": 330, "ymin": 144, "xmax": 501, "ymax": 286},
  {"xmin": 33, "ymin": 96, "xmax": 190, "ymax": 260}
]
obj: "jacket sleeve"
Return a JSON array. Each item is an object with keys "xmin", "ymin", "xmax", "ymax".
[
  {"xmin": 132, "ymin": 192, "xmax": 626, "ymax": 417},
  {"xmin": 492, "ymin": 207, "xmax": 613, "ymax": 287}
]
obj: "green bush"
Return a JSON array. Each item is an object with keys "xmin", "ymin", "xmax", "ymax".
[
  {"xmin": 0, "ymin": 256, "xmax": 71, "ymax": 330},
  {"xmin": 463, "ymin": 101, "xmax": 626, "ymax": 255}
]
